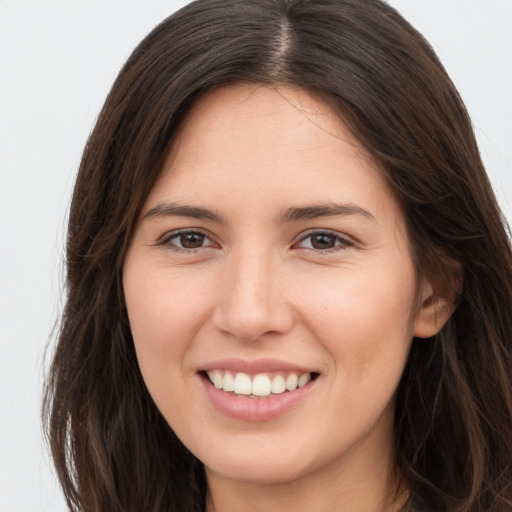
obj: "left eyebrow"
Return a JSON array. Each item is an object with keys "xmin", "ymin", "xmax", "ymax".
[{"xmin": 280, "ymin": 203, "xmax": 376, "ymax": 223}]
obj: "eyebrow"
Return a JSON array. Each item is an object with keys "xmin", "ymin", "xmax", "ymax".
[
  {"xmin": 280, "ymin": 203, "xmax": 376, "ymax": 223},
  {"xmin": 143, "ymin": 201, "xmax": 375, "ymax": 224},
  {"xmin": 144, "ymin": 202, "xmax": 226, "ymax": 223}
]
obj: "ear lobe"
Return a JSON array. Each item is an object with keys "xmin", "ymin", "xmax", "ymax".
[{"xmin": 413, "ymin": 262, "xmax": 463, "ymax": 339}]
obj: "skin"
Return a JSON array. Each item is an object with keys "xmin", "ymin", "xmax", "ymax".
[{"xmin": 123, "ymin": 84, "xmax": 452, "ymax": 512}]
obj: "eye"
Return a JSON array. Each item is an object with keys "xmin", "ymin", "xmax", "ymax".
[
  {"xmin": 294, "ymin": 231, "xmax": 354, "ymax": 252},
  {"xmin": 160, "ymin": 230, "xmax": 214, "ymax": 251}
]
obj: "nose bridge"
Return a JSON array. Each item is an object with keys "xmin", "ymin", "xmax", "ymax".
[{"xmin": 213, "ymin": 243, "xmax": 292, "ymax": 341}]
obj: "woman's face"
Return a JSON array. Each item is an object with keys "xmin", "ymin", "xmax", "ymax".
[{"xmin": 123, "ymin": 84, "xmax": 434, "ymax": 488}]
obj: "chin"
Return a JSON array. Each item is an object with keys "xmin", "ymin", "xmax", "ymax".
[
  {"xmin": 205, "ymin": 456, "xmax": 309, "ymax": 486},
  {"xmin": 197, "ymin": 432, "xmax": 329, "ymax": 486}
]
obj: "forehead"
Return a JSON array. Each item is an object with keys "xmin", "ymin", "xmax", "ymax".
[
  {"xmin": 146, "ymin": 83, "xmax": 401, "ymax": 226},
  {"xmin": 173, "ymin": 83, "xmax": 364, "ymax": 167}
]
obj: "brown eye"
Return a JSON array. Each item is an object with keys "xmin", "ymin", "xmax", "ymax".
[
  {"xmin": 179, "ymin": 233, "xmax": 206, "ymax": 248},
  {"xmin": 295, "ymin": 231, "xmax": 353, "ymax": 252},
  {"xmin": 310, "ymin": 234, "xmax": 336, "ymax": 250},
  {"xmin": 164, "ymin": 231, "xmax": 211, "ymax": 250}
]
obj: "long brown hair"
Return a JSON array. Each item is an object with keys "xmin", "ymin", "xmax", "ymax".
[{"xmin": 43, "ymin": 1, "xmax": 512, "ymax": 510}]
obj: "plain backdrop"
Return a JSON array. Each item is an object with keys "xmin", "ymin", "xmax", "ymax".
[{"xmin": 1, "ymin": 1, "xmax": 511, "ymax": 510}]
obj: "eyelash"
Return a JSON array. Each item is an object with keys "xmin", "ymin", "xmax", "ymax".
[{"xmin": 158, "ymin": 229, "xmax": 355, "ymax": 253}]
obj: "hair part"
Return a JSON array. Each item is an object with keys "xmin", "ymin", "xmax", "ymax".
[{"xmin": 43, "ymin": 1, "xmax": 512, "ymax": 511}]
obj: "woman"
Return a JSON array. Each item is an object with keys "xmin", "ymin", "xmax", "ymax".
[{"xmin": 43, "ymin": 0, "xmax": 512, "ymax": 511}]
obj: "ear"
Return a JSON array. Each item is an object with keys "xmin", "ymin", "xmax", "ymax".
[{"xmin": 413, "ymin": 261, "xmax": 463, "ymax": 339}]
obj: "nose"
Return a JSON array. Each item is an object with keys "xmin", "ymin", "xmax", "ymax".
[{"xmin": 212, "ymin": 248, "xmax": 294, "ymax": 342}]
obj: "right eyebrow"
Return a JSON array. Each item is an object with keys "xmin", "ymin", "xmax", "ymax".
[{"xmin": 143, "ymin": 202, "xmax": 226, "ymax": 223}]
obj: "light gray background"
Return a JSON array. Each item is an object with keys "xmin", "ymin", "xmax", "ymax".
[{"xmin": 1, "ymin": 1, "xmax": 511, "ymax": 510}]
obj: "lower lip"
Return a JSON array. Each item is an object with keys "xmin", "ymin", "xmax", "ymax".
[{"xmin": 199, "ymin": 374, "xmax": 317, "ymax": 422}]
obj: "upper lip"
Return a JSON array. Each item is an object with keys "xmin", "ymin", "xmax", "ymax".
[{"xmin": 198, "ymin": 358, "xmax": 318, "ymax": 375}]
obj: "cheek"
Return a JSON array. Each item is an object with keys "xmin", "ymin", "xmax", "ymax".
[
  {"xmin": 124, "ymin": 265, "xmax": 212, "ymax": 357},
  {"xmin": 123, "ymin": 266, "xmax": 213, "ymax": 420},
  {"xmin": 300, "ymin": 262, "xmax": 417, "ymax": 329},
  {"xmin": 295, "ymin": 263, "xmax": 418, "ymax": 377}
]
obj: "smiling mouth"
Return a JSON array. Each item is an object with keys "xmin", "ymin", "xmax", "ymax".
[{"xmin": 202, "ymin": 370, "xmax": 320, "ymax": 398}]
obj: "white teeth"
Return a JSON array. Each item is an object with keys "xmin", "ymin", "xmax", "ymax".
[
  {"xmin": 233, "ymin": 372, "xmax": 252, "ymax": 395},
  {"xmin": 285, "ymin": 373, "xmax": 298, "ymax": 391},
  {"xmin": 252, "ymin": 374, "xmax": 272, "ymax": 396},
  {"xmin": 298, "ymin": 373, "xmax": 311, "ymax": 388},
  {"xmin": 206, "ymin": 370, "xmax": 313, "ymax": 396},
  {"xmin": 212, "ymin": 370, "xmax": 223, "ymax": 389},
  {"xmin": 222, "ymin": 372, "xmax": 235, "ymax": 392},
  {"xmin": 271, "ymin": 375, "xmax": 286, "ymax": 394}
]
